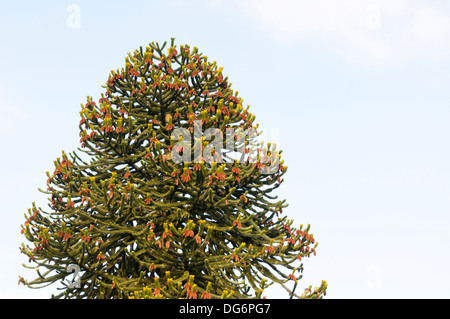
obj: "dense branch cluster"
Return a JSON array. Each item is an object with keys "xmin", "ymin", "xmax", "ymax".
[{"xmin": 19, "ymin": 39, "xmax": 327, "ymax": 299}]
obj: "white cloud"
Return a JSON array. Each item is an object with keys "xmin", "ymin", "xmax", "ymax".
[{"xmin": 237, "ymin": 0, "xmax": 450, "ymax": 65}]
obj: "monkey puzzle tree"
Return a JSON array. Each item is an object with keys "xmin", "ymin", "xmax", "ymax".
[{"xmin": 19, "ymin": 38, "xmax": 327, "ymax": 299}]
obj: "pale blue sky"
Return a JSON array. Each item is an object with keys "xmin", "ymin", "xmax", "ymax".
[{"xmin": 1, "ymin": 0, "xmax": 450, "ymax": 298}]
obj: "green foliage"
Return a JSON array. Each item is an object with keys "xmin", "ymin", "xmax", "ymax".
[{"xmin": 19, "ymin": 38, "xmax": 327, "ymax": 299}]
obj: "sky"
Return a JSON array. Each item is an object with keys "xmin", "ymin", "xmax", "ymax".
[{"xmin": 1, "ymin": 0, "xmax": 450, "ymax": 299}]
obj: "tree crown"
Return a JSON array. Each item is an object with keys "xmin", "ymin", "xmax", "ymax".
[{"xmin": 19, "ymin": 38, "xmax": 327, "ymax": 299}]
